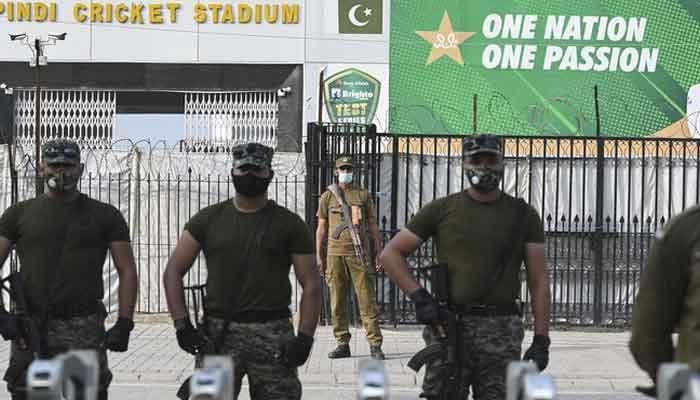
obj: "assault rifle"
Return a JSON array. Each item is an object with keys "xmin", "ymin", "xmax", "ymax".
[
  {"xmin": 1, "ymin": 272, "xmax": 45, "ymax": 387},
  {"xmin": 1, "ymin": 272, "xmax": 42, "ymax": 354},
  {"xmin": 177, "ymin": 284, "xmax": 215, "ymax": 400},
  {"xmin": 328, "ymin": 184, "xmax": 371, "ymax": 269},
  {"xmin": 407, "ymin": 264, "xmax": 462, "ymax": 400}
]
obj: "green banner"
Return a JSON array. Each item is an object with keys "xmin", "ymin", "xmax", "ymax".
[
  {"xmin": 324, "ymin": 68, "xmax": 381, "ymax": 124},
  {"xmin": 390, "ymin": 0, "xmax": 700, "ymax": 137}
]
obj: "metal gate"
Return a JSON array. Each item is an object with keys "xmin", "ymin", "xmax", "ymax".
[
  {"xmin": 306, "ymin": 123, "xmax": 696, "ymax": 328},
  {"xmin": 183, "ymin": 91, "xmax": 279, "ymax": 151},
  {"xmin": 13, "ymin": 89, "xmax": 116, "ymax": 151}
]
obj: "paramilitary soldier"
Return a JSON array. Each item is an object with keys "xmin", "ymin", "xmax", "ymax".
[
  {"xmin": 163, "ymin": 142, "xmax": 322, "ymax": 400},
  {"xmin": 380, "ymin": 134, "xmax": 552, "ymax": 399},
  {"xmin": 0, "ymin": 139, "xmax": 138, "ymax": 400},
  {"xmin": 316, "ymin": 156, "xmax": 385, "ymax": 360},
  {"xmin": 629, "ymin": 206, "xmax": 700, "ymax": 394}
]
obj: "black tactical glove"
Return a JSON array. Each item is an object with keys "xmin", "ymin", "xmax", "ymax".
[
  {"xmin": 409, "ymin": 288, "xmax": 442, "ymax": 326},
  {"xmin": 281, "ymin": 332, "xmax": 314, "ymax": 367},
  {"xmin": 174, "ymin": 318, "xmax": 208, "ymax": 355},
  {"xmin": 523, "ymin": 334, "xmax": 551, "ymax": 371},
  {"xmin": 0, "ymin": 309, "xmax": 20, "ymax": 341},
  {"xmin": 104, "ymin": 317, "xmax": 134, "ymax": 352},
  {"xmin": 635, "ymin": 385, "xmax": 657, "ymax": 398}
]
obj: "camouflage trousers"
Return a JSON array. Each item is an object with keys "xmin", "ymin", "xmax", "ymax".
[
  {"xmin": 326, "ymin": 254, "xmax": 383, "ymax": 346},
  {"xmin": 421, "ymin": 315, "xmax": 524, "ymax": 400},
  {"xmin": 3, "ymin": 313, "xmax": 112, "ymax": 400},
  {"xmin": 195, "ymin": 317, "xmax": 301, "ymax": 400}
]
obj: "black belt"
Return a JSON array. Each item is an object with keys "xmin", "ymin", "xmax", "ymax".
[
  {"xmin": 208, "ymin": 308, "xmax": 291, "ymax": 324},
  {"xmin": 451, "ymin": 303, "xmax": 521, "ymax": 317},
  {"xmin": 30, "ymin": 300, "xmax": 105, "ymax": 320}
]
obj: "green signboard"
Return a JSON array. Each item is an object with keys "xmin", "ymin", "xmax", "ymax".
[
  {"xmin": 324, "ymin": 68, "xmax": 381, "ymax": 124},
  {"xmin": 390, "ymin": 0, "xmax": 700, "ymax": 137}
]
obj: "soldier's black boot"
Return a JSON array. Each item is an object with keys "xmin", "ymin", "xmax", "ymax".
[
  {"xmin": 328, "ymin": 344, "xmax": 351, "ymax": 359},
  {"xmin": 370, "ymin": 346, "xmax": 385, "ymax": 360}
]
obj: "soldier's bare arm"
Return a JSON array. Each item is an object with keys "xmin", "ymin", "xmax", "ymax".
[
  {"xmin": 0, "ymin": 236, "xmax": 12, "ymax": 269},
  {"xmin": 380, "ymin": 229, "xmax": 423, "ymax": 295},
  {"xmin": 292, "ymin": 253, "xmax": 321, "ymax": 336},
  {"xmin": 315, "ymin": 217, "xmax": 327, "ymax": 275},
  {"xmin": 163, "ymin": 231, "xmax": 202, "ymax": 321},
  {"xmin": 524, "ymin": 243, "xmax": 550, "ymax": 336},
  {"xmin": 109, "ymin": 241, "xmax": 138, "ymax": 320}
]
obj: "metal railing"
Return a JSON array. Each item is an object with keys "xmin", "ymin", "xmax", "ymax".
[
  {"xmin": 307, "ymin": 123, "xmax": 699, "ymax": 327},
  {"xmin": 0, "ymin": 141, "xmax": 306, "ymax": 313}
]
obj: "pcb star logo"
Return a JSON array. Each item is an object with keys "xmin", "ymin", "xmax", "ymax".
[{"xmin": 415, "ymin": 11, "xmax": 476, "ymax": 66}]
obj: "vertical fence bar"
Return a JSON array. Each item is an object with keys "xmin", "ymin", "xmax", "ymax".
[{"xmin": 593, "ymin": 86, "xmax": 605, "ymax": 325}]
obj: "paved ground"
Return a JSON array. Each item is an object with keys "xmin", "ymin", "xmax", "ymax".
[{"xmin": 0, "ymin": 318, "xmax": 651, "ymax": 399}]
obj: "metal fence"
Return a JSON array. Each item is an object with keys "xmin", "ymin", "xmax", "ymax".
[
  {"xmin": 306, "ymin": 123, "xmax": 699, "ymax": 327},
  {"xmin": 0, "ymin": 140, "xmax": 306, "ymax": 313},
  {"xmin": 2, "ymin": 126, "xmax": 698, "ymax": 327}
]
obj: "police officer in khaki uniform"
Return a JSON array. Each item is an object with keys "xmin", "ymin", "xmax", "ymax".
[
  {"xmin": 380, "ymin": 135, "xmax": 551, "ymax": 399},
  {"xmin": 316, "ymin": 156, "xmax": 385, "ymax": 360},
  {"xmin": 629, "ymin": 206, "xmax": 700, "ymax": 394}
]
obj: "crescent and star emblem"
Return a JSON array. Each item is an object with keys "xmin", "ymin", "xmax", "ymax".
[{"xmin": 348, "ymin": 4, "xmax": 373, "ymax": 27}]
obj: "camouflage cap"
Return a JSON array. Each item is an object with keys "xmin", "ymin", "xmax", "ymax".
[
  {"xmin": 463, "ymin": 134, "xmax": 504, "ymax": 157},
  {"xmin": 232, "ymin": 142, "xmax": 274, "ymax": 169},
  {"xmin": 42, "ymin": 139, "xmax": 81, "ymax": 165},
  {"xmin": 335, "ymin": 156, "xmax": 354, "ymax": 168}
]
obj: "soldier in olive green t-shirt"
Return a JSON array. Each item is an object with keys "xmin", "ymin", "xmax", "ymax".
[
  {"xmin": 381, "ymin": 135, "xmax": 552, "ymax": 400},
  {"xmin": 0, "ymin": 139, "xmax": 138, "ymax": 400},
  {"xmin": 164, "ymin": 143, "xmax": 321, "ymax": 400},
  {"xmin": 629, "ymin": 206, "xmax": 700, "ymax": 392}
]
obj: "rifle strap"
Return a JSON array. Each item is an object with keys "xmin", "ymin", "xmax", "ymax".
[{"xmin": 328, "ymin": 184, "xmax": 354, "ymax": 236}]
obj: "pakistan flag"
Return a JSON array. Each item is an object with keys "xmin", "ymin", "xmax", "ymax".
[{"xmin": 390, "ymin": 0, "xmax": 700, "ymax": 137}]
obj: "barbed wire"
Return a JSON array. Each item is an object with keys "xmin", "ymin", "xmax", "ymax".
[{"xmin": 7, "ymin": 137, "xmax": 307, "ymax": 178}]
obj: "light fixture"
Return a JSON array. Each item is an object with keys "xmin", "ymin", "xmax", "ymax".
[
  {"xmin": 48, "ymin": 33, "xmax": 67, "ymax": 41},
  {"xmin": 9, "ymin": 33, "xmax": 27, "ymax": 41}
]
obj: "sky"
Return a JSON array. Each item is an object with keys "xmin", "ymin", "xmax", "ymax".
[{"xmin": 114, "ymin": 114, "xmax": 184, "ymax": 147}]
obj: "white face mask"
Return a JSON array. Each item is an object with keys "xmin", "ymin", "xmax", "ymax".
[{"xmin": 338, "ymin": 172, "xmax": 353, "ymax": 184}]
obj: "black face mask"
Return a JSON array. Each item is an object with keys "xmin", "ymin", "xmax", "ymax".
[
  {"xmin": 233, "ymin": 173, "xmax": 272, "ymax": 197},
  {"xmin": 465, "ymin": 166, "xmax": 503, "ymax": 193}
]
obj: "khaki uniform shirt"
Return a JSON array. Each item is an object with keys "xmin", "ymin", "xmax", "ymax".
[{"xmin": 317, "ymin": 185, "xmax": 377, "ymax": 257}]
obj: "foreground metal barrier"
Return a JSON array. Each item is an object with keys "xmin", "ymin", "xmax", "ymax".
[
  {"xmin": 189, "ymin": 356, "xmax": 235, "ymax": 400},
  {"xmin": 506, "ymin": 361, "xmax": 557, "ymax": 400},
  {"xmin": 658, "ymin": 363, "xmax": 700, "ymax": 400},
  {"xmin": 357, "ymin": 359, "xmax": 390, "ymax": 399},
  {"xmin": 27, "ymin": 350, "xmax": 99, "ymax": 400}
]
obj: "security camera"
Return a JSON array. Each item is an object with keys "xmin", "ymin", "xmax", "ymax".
[
  {"xmin": 9, "ymin": 33, "xmax": 27, "ymax": 41},
  {"xmin": 277, "ymin": 87, "xmax": 292, "ymax": 97}
]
